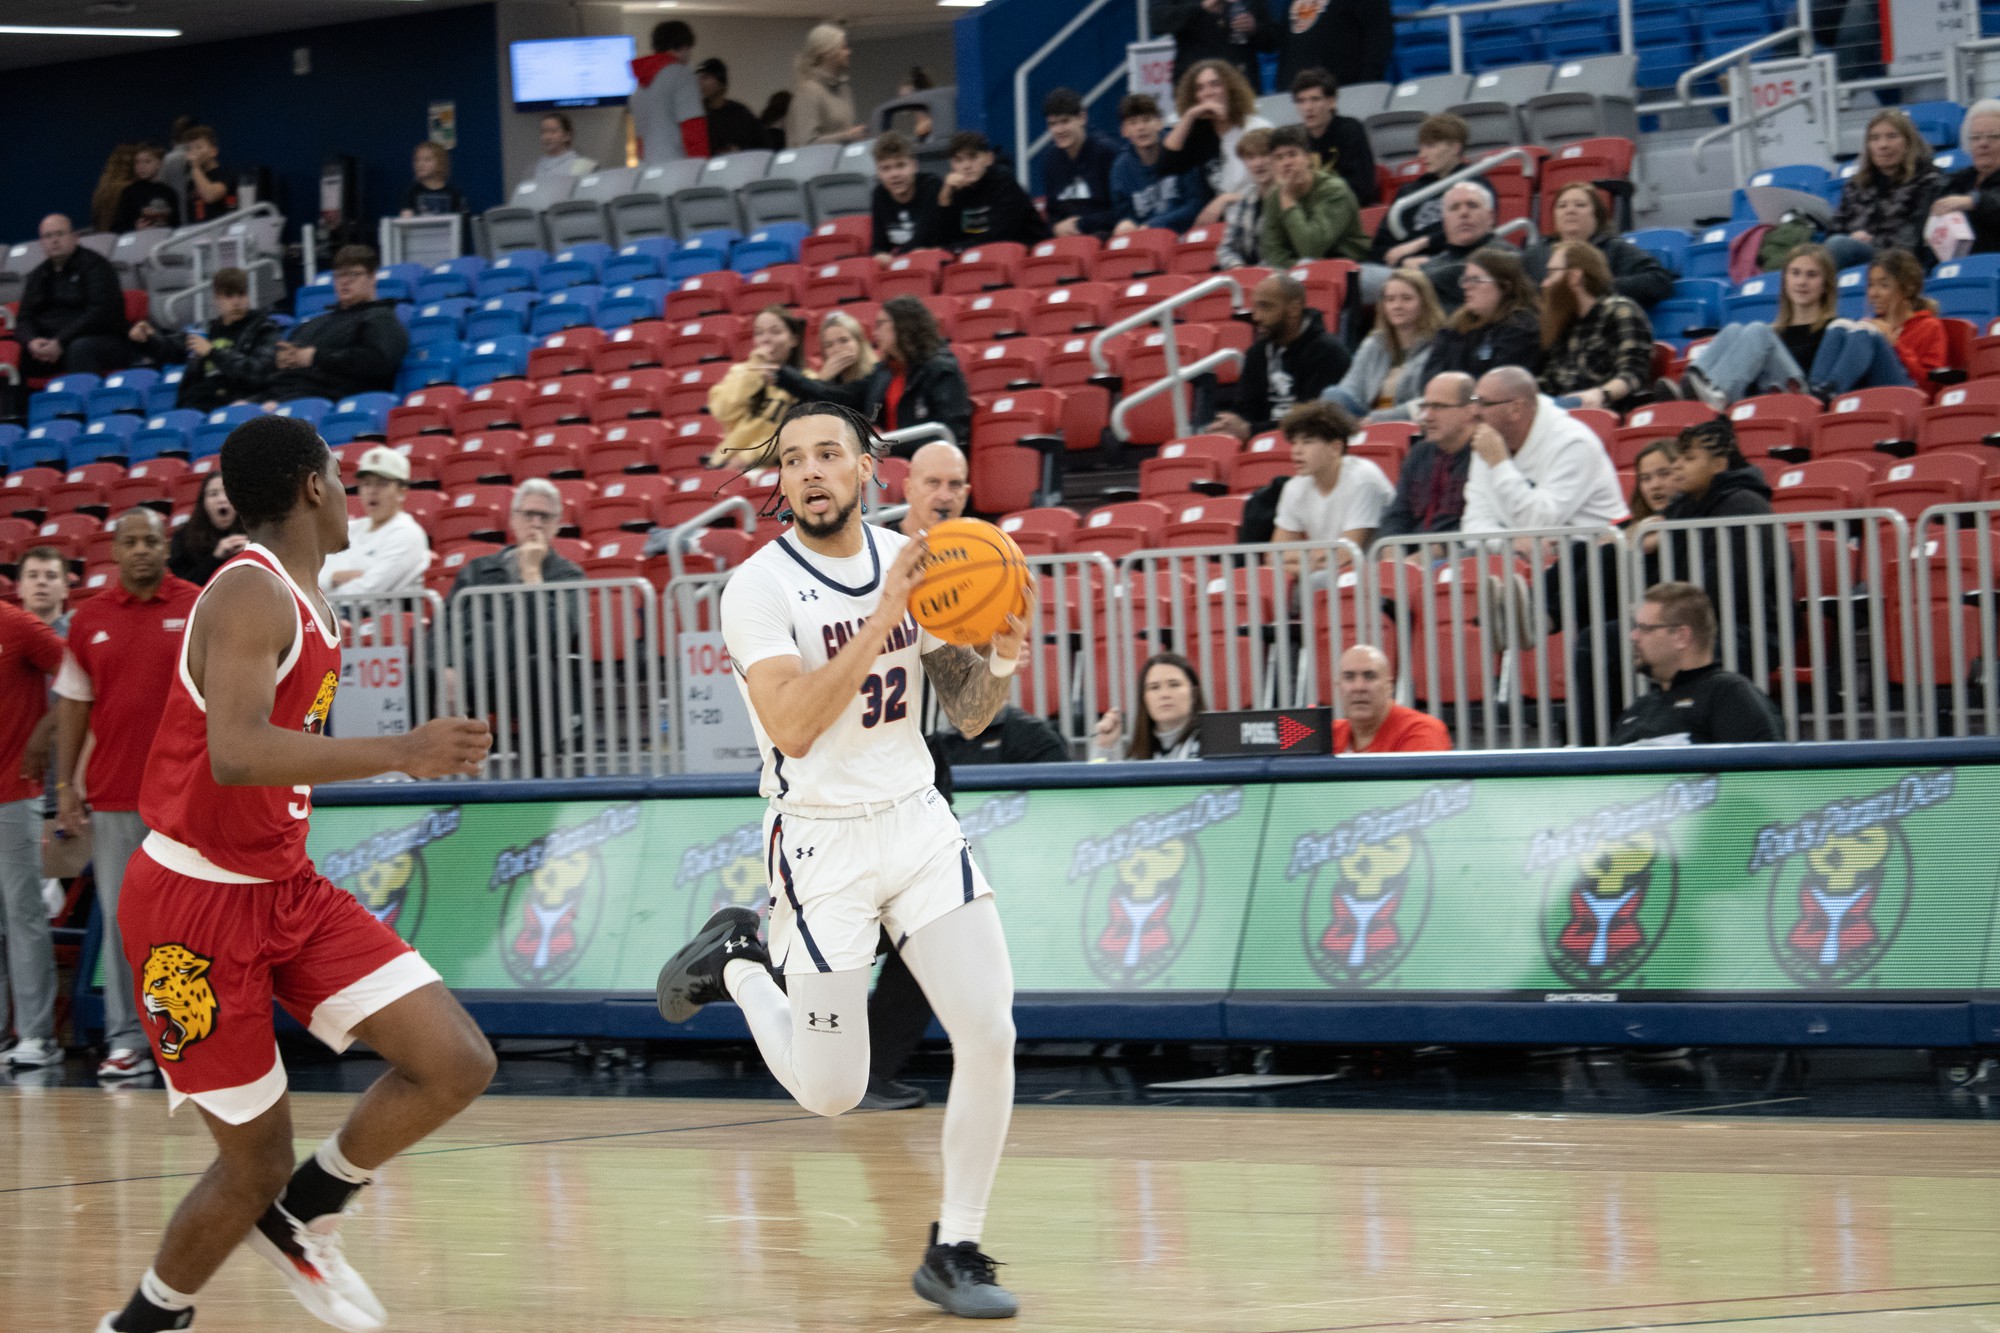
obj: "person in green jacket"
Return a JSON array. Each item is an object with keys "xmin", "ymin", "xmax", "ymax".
[{"xmin": 1260, "ymin": 123, "xmax": 1368, "ymax": 267}]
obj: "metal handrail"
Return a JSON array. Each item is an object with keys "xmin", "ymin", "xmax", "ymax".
[
  {"xmin": 1013, "ymin": 0, "xmax": 1145, "ymax": 187},
  {"xmin": 1385, "ymin": 146, "xmax": 1538, "ymax": 240},
  {"xmin": 1949, "ymin": 35, "xmax": 2000, "ymax": 103},
  {"xmin": 1675, "ymin": 27, "xmax": 1806, "ymax": 106},
  {"xmin": 1690, "ymin": 87, "xmax": 1821, "ymax": 172},
  {"xmin": 880, "ymin": 421, "xmax": 958, "ymax": 452},
  {"xmin": 869, "ymin": 503, "xmax": 913, "ymax": 528},
  {"xmin": 1109, "ymin": 348, "xmax": 1243, "ymax": 441},
  {"xmin": 664, "ymin": 496, "xmax": 756, "ymax": 586},
  {"xmin": 1494, "ymin": 216, "xmax": 1535, "ymax": 244},
  {"xmin": 1087, "ymin": 275, "xmax": 1245, "ymax": 374},
  {"xmin": 152, "ymin": 201, "xmax": 285, "ymax": 327}
]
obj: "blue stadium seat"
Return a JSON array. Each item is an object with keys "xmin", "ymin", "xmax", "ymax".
[
  {"xmin": 22, "ymin": 420, "xmax": 80, "ymax": 451},
  {"xmin": 398, "ymin": 343, "xmax": 462, "ymax": 394},
  {"xmin": 1723, "ymin": 273, "xmax": 1780, "ymax": 325},
  {"xmin": 7, "ymin": 434, "xmax": 64, "ymax": 472},
  {"xmin": 603, "ymin": 238, "xmax": 672, "ymax": 285},
  {"xmin": 1544, "ymin": 2, "xmax": 1619, "ymax": 58},
  {"xmin": 321, "ymin": 392, "xmax": 398, "ymax": 445},
  {"xmin": 145, "ymin": 367, "xmax": 185, "ymax": 415},
  {"xmin": 1927, "ymin": 255, "xmax": 2000, "ymax": 323},
  {"xmin": 30, "ymin": 373, "xmax": 99, "ymax": 424},
  {"xmin": 456, "ymin": 335, "xmax": 532, "ymax": 387},
  {"xmin": 465, "ymin": 291, "xmax": 538, "ymax": 342},
  {"xmin": 730, "ymin": 223, "xmax": 810, "ymax": 273},
  {"xmin": 474, "ymin": 250, "xmax": 550, "ymax": 298},
  {"xmin": 373, "ymin": 263, "xmax": 424, "ymax": 303},
  {"xmin": 192, "ymin": 404, "xmax": 261, "ymax": 457},
  {"xmin": 1835, "ymin": 265, "xmax": 1869, "ymax": 320},
  {"xmin": 1652, "ymin": 278, "xmax": 1727, "ymax": 342},
  {"xmin": 537, "ymin": 243, "xmax": 614, "ymax": 292},
  {"xmin": 296, "ymin": 278, "xmax": 339, "ymax": 320},
  {"xmin": 529, "ymin": 286, "xmax": 602, "ymax": 337},
  {"xmin": 416, "ymin": 256, "xmax": 487, "ymax": 302},
  {"xmin": 0, "ymin": 423, "xmax": 22, "ymax": 457},
  {"xmin": 85, "ymin": 368, "xmax": 159, "ymax": 420},
  {"xmin": 274, "ymin": 397, "xmax": 333, "ymax": 427},
  {"xmin": 1934, "ymin": 148, "xmax": 1970, "ymax": 174},
  {"xmin": 1904, "ymin": 100, "xmax": 1966, "ymax": 149},
  {"xmin": 1464, "ymin": 9, "xmax": 1542, "ymax": 69},
  {"xmin": 408, "ymin": 298, "xmax": 474, "ymax": 347},
  {"xmin": 1391, "ymin": 19, "xmax": 1451, "ymax": 79},
  {"xmin": 68, "ymin": 416, "xmax": 140, "ymax": 466},
  {"xmin": 665, "ymin": 231, "xmax": 738, "ymax": 282},
  {"xmin": 595, "ymin": 279, "xmax": 668, "ymax": 329},
  {"xmin": 132, "ymin": 410, "xmax": 201, "ymax": 460},
  {"xmin": 1699, "ymin": 1, "xmax": 1775, "ymax": 60},
  {"xmin": 1683, "ymin": 223, "xmax": 1747, "ymax": 281},
  {"xmin": 1625, "ymin": 228, "xmax": 1690, "ymax": 275},
  {"xmin": 1632, "ymin": 0, "xmax": 1693, "ymax": 88},
  {"xmin": 1729, "ymin": 163, "xmax": 1833, "ymax": 222}
]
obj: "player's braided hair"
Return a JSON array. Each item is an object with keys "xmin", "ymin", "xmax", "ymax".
[
  {"xmin": 221, "ymin": 415, "xmax": 332, "ymax": 529},
  {"xmin": 744, "ymin": 400, "xmax": 891, "ymax": 519}
]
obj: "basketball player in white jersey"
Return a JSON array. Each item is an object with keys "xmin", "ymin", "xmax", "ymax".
[{"xmin": 656, "ymin": 401, "xmax": 1027, "ymax": 1318}]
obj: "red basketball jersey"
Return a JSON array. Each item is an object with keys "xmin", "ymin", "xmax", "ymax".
[{"xmin": 140, "ymin": 544, "xmax": 344, "ymax": 882}]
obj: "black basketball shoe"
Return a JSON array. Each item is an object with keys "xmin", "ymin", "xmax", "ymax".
[
  {"xmin": 912, "ymin": 1222, "xmax": 1018, "ymax": 1319},
  {"xmin": 656, "ymin": 906, "xmax": 767, "ymax": 1023}
]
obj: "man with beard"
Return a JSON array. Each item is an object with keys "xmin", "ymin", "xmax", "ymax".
[
  {"xmin": 1205, "ymin": 274, "xmax": 1351, "ymax": 440},
  {"xmin": 1536, "ymin": 240, "xmax": 1654, "ymax": 413}
]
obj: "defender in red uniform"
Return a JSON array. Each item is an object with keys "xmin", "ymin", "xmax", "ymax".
[{"xmin": 101, "ymin": 416, "xmax": 493, "ymax": 1333}]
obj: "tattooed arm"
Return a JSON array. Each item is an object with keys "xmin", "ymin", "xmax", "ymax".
[{"xmin": 920, "ymin": 587, "xmax": 1037, "ymax": 739}]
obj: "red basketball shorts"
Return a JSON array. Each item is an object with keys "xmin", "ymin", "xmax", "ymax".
[{"xmin": 118, "ymin": 844, "xmax": 442, "ymax": 1125}]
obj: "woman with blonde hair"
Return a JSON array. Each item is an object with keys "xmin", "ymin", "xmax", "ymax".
[
  {"xmin": 707, "ymin": 306, "xmax": 810, "ymax": 469},
  {"xmin": 1323, "ymin": 268, "xmax": 1444, "ymax": 420},
  {"xmin": 92, "ymin": 142, "xmax": 138, "ymax": 234},
  {"xmin": 788, "ymin": 23, "xmax": 864, "ymax": 147},
  {"xmin": 1159, "ymin": 58, "xmax": 1271, "ymax": 223},
  {"xmin": 1828, "ymin": 109, "xmax": 1940, "ymax": 265},
  {"xmin": 816, "ymin": 310, "xmax": 877, "ymax": 384}
]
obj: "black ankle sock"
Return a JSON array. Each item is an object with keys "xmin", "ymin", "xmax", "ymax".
[
  {"xmin": 281, "ymin": 1155, "xmax": 366, "ymax": 1223},
  {"xmin": 114, "ymin": 1289, "xmax": 194, "ymax": 1332}
]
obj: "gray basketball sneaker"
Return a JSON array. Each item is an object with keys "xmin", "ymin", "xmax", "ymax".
[
  {"xmin": 655, "ymin": 906, "xmax": 766, "ymax": 1023},
  {"xmin": 912, "ymin": 1223, "xmax": 1018, "ymax": 1319}
]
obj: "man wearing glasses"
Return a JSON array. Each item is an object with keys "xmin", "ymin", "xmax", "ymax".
[
  {"xmin": 1609, "ymin": 582, "xmax": 1779, "ymax": 746},
  {"xmin": 1378, "ymin": 371, "xmax": 1477, "ymax": 537},
  {"xmin": 448, "ymin": 479, "xmax": 586, "ymax": 727},
  {"xmin": 1459, "ymin": 365, "xmax": 1626, "ymax": 534},
  {"xmin": 267, "ymin": 244, "xmax": 409, "ymax": 404}
]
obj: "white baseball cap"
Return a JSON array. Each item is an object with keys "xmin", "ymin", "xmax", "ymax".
[{"xmin": 355, "ymin": 445, "xmax": 410, "ymax": 482}]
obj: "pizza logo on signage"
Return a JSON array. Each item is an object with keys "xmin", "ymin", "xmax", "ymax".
[
  {"xmin": 491, "ymin": 803, "xmax": 642, "ymax": 988},
  {"xmin": 678, "ymin": 821, "xmax": 771, "ymax": 935},
  {"xmin": 1751, "ymin": 770, "xmax": 1953, "ymax": 987},
  {"xmin": 1070, "ymin": 789, "xmax": 1243, "ymax": 989},
  {"xmin": 323, "ymin": 807, "xmax": 463, "ymax": 942}
]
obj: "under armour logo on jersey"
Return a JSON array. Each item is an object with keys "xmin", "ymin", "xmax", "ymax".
[
  {"xmin": 806, "ymin": 1012, "xmax": 840, "ymax": 1030},
  {"xmin": 797, "ymin": 588, "xmax": 819, "ymax": 602},
  {"xmin": 723, "ymin": 937, "xmax": 751, "ymax": 954}
]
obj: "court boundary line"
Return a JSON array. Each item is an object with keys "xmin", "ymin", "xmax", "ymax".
[
  {"xmin": 1534, "ymin": 1300, "xmax": 2000, "ymax": 1332},
  {"xmin": 1267, "ymin": 1283, "xmax": 2000, "ymax": 1332}
]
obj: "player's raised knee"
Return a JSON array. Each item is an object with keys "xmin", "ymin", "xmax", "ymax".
[{"xmin": 797, "ymin": 1067, "xmax": 868, "ymax": 1118}]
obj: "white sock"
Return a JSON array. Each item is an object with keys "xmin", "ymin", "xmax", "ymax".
[
  {"xmin": 140, "ymin": 1267, "xmax": 196, "ymax": 1311},
  {"xmin": 316, "ymin": 1132, "xmax": 376, "ymax": 1186},
  {"xmin": 900, "ymin": 898, "xmax": 1016, "ymax": 1249}
]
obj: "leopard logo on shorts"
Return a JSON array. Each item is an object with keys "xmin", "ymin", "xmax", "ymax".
[{"xmin": 141, "ymin": 944, "xmax": 218, "ymax": 1062}]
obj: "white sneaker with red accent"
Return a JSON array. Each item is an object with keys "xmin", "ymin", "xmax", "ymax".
[
  {"xmin": 246, "ymin": 1200, "xmax": 387, "ymax": 1332},
  {"xmin": 97, "ymin": 1048, "xmax": 156, "ymax": 1080}
]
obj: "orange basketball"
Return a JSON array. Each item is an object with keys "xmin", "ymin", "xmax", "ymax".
[{"xmin": 910, "ymin": 518, "xmax": 1032, "ymax": 647}]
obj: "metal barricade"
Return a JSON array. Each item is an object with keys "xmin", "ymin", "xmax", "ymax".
[
  {"xmin": 662, "ymin": 570, "xmax": 733, "ymax": 774},
  {"xmin": 1644, "ymin": 509, "xmax": 1912, "ymax": 742},
  {"xmin": 1020, "ymin": 551, "xmax": 1125, "ymax": 754},
  {"xmin": 1369, "ymin": 527, "xmax": 1630, "ymax": 750},
  {"xmin": 325, "ymin": 590, "xmax": 446, "ymax": 742},
  {"xmin": 1116, "ymin": 539, "xmax": 1365, "ymax": 721},
  {"xmin": 445, "ymin": 578, "xmax": 662, "ymax": 780},
  {"xmin": 1912, "ymin": 501, "xmax": 2000, "ymax": 740}
]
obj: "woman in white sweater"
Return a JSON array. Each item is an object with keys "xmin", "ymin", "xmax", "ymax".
[{"xmin": 1322, "ymin": 269, "xmax": 1445, "ymax": 421}]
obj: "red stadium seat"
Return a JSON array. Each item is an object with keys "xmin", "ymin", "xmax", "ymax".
[
  {"xmin": 964, "ymin": 336, "xmax": 1049, "ymax": 395},
  {"xmin": 1025, "ymin": 283, "xmax": 1114, "ymax": 338},
  {"xmin": 969, "ymin": 446, "xmax": 1046, "ymax": 516},
  {"xmin": 516, "ymin": 426, "xmax": 593, "ymax": 479},
  {"xmin": 5, "ymin": 467, "xmax": 65, "ymax": 518},
  {"xmin": 957, "ymin": 290, "xmax": 1034, "ymax": 343},
  {"xmin": 1869, "ymin": 454, "xmax": 1988, "ymax": 523},
  {"xmin": 876, "ymin": 249, "xmax": 946, "ymax": 299},
  {"xmin": 387, "ymin": 385, "xmax": 467, "ymax": 440},
  {"xmin": 658, "ymin": 316, "xmax": 742, "ymax": 369},
  {"xmin": 1538, "ymin": 138, "xmax": 1636, "ymax": 231},
  {"xmin": 800, "ymin": 216, "xmax": 870, "ymax": 267},
  {"xmin": 1106, "ymin": 274, "xmax": 1195, "ymax": 324},
  {"xmin": 1917, "ymin": 380, "xmax": 2000, "ymax": 453},
  {"xmin": 1813, "ymin": 386, "xmax": 1926, "ymax": 458},
  {"xmin": 1228, "ymin": 436, "xmax": 1293, "ymax": 493},
  {"xmin": 1068, "ymin": 499, "xmax": 1170, "ymax": 558},
  {"xmin": 1139, "ymin": 435, "xmax": 1237, "ymax": 497},
  {"xmin": 1020, "ymin": 235, "xmax": 1101, "ymax": 287},
  {"xmin": 802, "ymin": 257, "xmax": 874, "ymax": 307},
  {"xmin": 1093, "ymin": 228, "xmax": 1175, "ymax": 282},
  {"xmin": 996, "ymin": 507, "xmax": 1078, "ymax": 555},
  {"xmin": 526, "ymin": 327, "xmax": 606, "ymax": 380},
  {"xmin": 586, "ymin": 475, "xmax": 673, "ymax": 533},
  {"xmin": 1612, "ymin": 401, "xmax": 1717, "ymax": 467},
  {"xmin": 595, "ymin": 367, "xmax": 672, "ymax": 420},
  {"xmin": 590, "ymin": 322, "xmax": 670, "ymax": 373},
  {"xmin": 522, "ymin": 375, "xmax": 599, "ymax": 429},
  {"xmin": 450, "ymin": 380, "xmax": 532, "ymax": 434},
  {"xmin": 1285, "ymin": 259, "xmax": 1355, "ymax": 327},
  {"xmin": 437, "ymin": 432, "xmax": 525, "ymax": 490},
  {"xmin": 1727, "ymin": 393, "xmax": 1820, "ymax": 460},
  {"xmin": 1768, "ymin": 457, "xmax": 1872, "ymax": 514},
  {"xmin": 664, "ymin": 270, "xmax": 744, "ymax": 320},
  {"xmin": 1162, "ymin": 495, "xmax": 1247, "ymax": 547},
  {"xmin": 1170, "ymin": 226, "xmax": 1224, "ymax": 275},
  {"xmin": 941, "ymin": 242, "xmax": 1027, "ymax": 295},
  {"xmin": 731, "ymin": 264, "xmax": 804, "ymax": 315}
]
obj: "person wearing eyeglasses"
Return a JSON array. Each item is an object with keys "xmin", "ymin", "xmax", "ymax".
[
  {"xmin": 1608, "ymin": 582, "xmax": 1780, "ymax": 747},
  {"xmin": 1931, "ymin": 98, "xmax": 2000, "ymax": 254},
  {"xmin": 267, "ymin": 244, "xmax": 408, "ymax": 403},
  {"xmin": 447, "ymin": 479, "xmax": 587, "ymax": 723},
  {"xmin": 1459, "ymin": 364, "xmax": 1626, "ymax": 535},
  {"xmin": 1377, "ymin": 371, "xmax": 1477, "ymax": 537}
]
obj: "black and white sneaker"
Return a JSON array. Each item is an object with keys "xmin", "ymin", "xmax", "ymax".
[
  {"xmin": 655, "ymin": 906, "xmax": 766, "ymax": 1023},
  {"xmin": 912, "ymin": 1223, "xmax": 1018, "ymax": 1319}
]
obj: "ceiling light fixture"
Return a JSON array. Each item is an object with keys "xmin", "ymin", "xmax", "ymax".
[
  {"xmin": 937, "ymin": 1, "xmax": 989, "ymax": 8},
  {"xmin": 0, "ymin": 24, "xmax": 182, "ymax": 36},
  {"xmin": 620, "ymin": 2, "xmax": 680, "ymax": 10}
]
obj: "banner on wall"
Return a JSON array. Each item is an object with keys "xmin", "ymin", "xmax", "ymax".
[
  {"xmin": 1126, "ymin": 38, "xmax": 1177, "ymax": 112},
  {"xmin": 308, "ymin": 764, "xmax": 2000, "ymax": 997}
]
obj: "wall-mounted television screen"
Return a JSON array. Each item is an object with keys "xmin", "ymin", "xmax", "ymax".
[{"xmin": 509, "ymin": 35, "xmax": 637, "ymax": 111}]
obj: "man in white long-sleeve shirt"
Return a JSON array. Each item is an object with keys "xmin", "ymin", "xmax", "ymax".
[
  {"xmin": 318, "ymin": 445, "xmax": 430, "ymax": 596},
  {"xmin": 1460, "ymin": 365, "xmax": 1627, "ymax": 534}
]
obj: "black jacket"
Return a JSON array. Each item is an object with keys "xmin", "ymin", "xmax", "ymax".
[
  {"xmin": 779, "ymin": 350, "xmax": 975, "ymax": 452},
  {"xmin": 1609, "ymin": 662, "xmax": 1781, "ymax": 746},
  {"xmin": 142, "ymin": 309, "xmax": 283, "ymax": 411},
  {"xmin": 1310, "ymin": 117, "xmax": 1378, "ymax": 208},
  {"xmin": 167, "ymin": 523, "xmax": 244, "ymax": 586},
  {"xmin": 266, "ymin": 299, "xmax": 410, "ymax": 402},
  {"xmin": 706, "ymin": 98, "xmax": 771, "ymax": 155},
  {"xmin": 1378, "ymin": 437, "xmax": 1473, "ymax": 537},
  {"xmin": 1423, "ymin": 309, "xmax": 1542, "ymax": 381},
  {"xmin": 1522, "ymin": 230, "xmax": 1676, "ymax": 309},
  {"xmin": 931, "ymin": 705, "xmax": 1069, "ymax": 767},
  {"xmin": 1042, "ymin": 133, "xmax": 1124, "ymax": 237},
  {"xmin": 1149, "ymin": 0, "xmax": 1279, "ymax": 91},
  {"xmin": 111, "ymin": 180, "xmax": 180, "ymax": 233},
  {"xmin": 18, "ymin": 246, "xmax": 125, "ymax": 346},
  {"xmin": 1943, "ymin": 166, "xmax": 2000, "ymax": 255},
  {"xmin": 450, "ymin": 547, "xmax": 589, "ymax": 705},
  {"xmin": 1647, "ymin": 464, "xmax": 1780, "ymax": 632},
  {"xmin": 923, "ymin": 167, "xmax": 1050, "ymax": 251},
  {"xmin": 1276, "ymin": 0, "xmax": 1395, "ymax": 90},
  {"xmin": 1223, "ymin": 307, "xmax": 1351, "ymax": 434},
  {"xmin": 872, "ymin": 175, "xmax": 943, "ymax": 256}
]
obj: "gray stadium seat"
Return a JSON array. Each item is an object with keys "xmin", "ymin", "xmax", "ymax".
[
  {"xmin": 870, "ymin": 87, "xmax": 956, "ymax": 147},
  {"xmin": 803, "ymin": 141, "xmax": 876, "ymax": 223},
  {"xmin": 1522, "ymin": 55, "xmax": 1640, "ymax": 146},
  {"xmin": 698, "ymin": 151, "xmax": 773, "ymax": 192},
  {"xmin": 767, "ymin": 144, "xmax": 842, "ymax": 183},
  {"xmin": 668, "ymin": 154, "xmax": 771, "ymax": 236},
  {"xmin": 483, "ymin": 182, "xmax": 567, "ymax": 256},
  {"xmin": 543, "ymin": 167, "xmax": 636, "ymax": 249},
  {"xmin": 78, "ymin": 232, "xmax": 117, "ymax": 258},
  {"xmin": 739, "ymin": 177, "xmax": 810, "ymax": 230},
  {"xmin": 1337, "ymin": 82, "xmax": 1396, "ymax": 119},
  {"xmin": 109, "ymin": 228, "xmax": 171, "ymax": 289},
  {"xmin": 607, "ymin": 160, "xmax": 705, "ymax": 245},
  {"xmin": 1447, "ymin": 63, "xmax": 1555, "ymax": 150},
  {"xmin": 1365, "ymin": 74, "xmax": 1475, "ymax": 162},
  {"xmin": 0, "ymin": 240, "xmax": 37, "ymax": 307},
  {"xmin": 1256, "ymin": 93, "xmax": 1301, "ymax": 127}
]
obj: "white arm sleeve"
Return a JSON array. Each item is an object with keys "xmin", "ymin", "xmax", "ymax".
[
  {"xmin": 720, "ymin": 566, "xmax": 803, "ymax": 673},
  {"xmin": 53, "ymin": 649, "xmax": 94, "ymax": 703}
]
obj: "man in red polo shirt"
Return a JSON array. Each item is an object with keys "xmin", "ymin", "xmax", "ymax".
[
  {"xmin": 0, "ymin": 598, "xmax": 67, "ymax": 1068},
  {"xmin": 54, "ymin": 508, "xmax": 200, "ymax": 1080},
  {"xmin": 1332, "ymin": 644, "xmax": 1451, "ymax": 754}
]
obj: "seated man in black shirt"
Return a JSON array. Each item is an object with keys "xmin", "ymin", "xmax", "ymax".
[
  {"xmin": 1291, "ymin": 67, "xmax": 1377, "ymax": 207},
  {"xmin": 1204, "ymin": 273, "xmax": 1351, "ymax": 440},
  {"xmin": 924, "ymin": 130, "xmax": 1050, "ymax": 251},
  {"xmin": 266, "ymin": 244, "xmax": 410, "ymax": 403},
  {"xmin": 869, "ymin": 131, "xmax": 942, "ymax": 259},
  {"xmin": 17, "ymin": 213, "xmax": 130, "ymax": 376},
  {"xmin": 130, "ymin": 266, "xmax": 281, "ymax": 410},
  {"xmin": 1610, "ymin": 581, "xmax": 1781, "ymax": 746}
]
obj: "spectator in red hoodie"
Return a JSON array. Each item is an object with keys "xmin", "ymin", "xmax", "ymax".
[{"xmin": 629, "ymin": 20, "xmax": 709, "ymax": 165}]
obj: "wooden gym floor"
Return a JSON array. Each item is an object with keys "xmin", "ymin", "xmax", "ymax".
[{"xmin": 6, "ymin": 1087, "xmax": 1999, "ymax": 1332}]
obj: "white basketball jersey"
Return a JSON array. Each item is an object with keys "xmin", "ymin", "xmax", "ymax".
[{"xmin": 720, "ymin": 524, "xmax": 943, "ymax": 808}]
